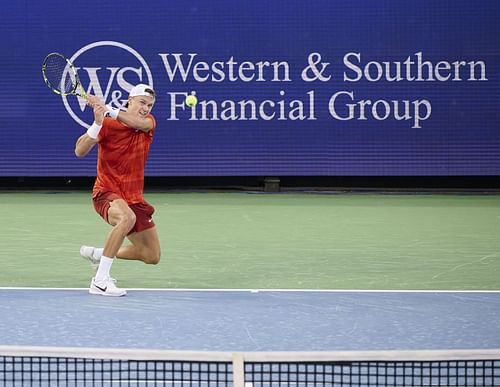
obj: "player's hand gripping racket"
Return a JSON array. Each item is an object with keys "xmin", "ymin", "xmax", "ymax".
[{"xmin": 42, "ymin": 53, "xmax": 87, "ymax": 99}]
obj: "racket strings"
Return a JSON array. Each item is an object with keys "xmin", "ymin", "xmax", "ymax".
[{"xmin": 43, "ymin": 54, "xmax": 76, "ymax": 94}]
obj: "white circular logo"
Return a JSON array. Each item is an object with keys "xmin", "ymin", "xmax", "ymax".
[{"xmin": 62, "ymin": 41, "xmax": 154, "ymax": 128}]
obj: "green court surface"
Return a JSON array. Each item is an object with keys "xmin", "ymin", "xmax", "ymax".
[{"xmin": 0, "ymin": 191, "xmax": 498, "ymax": 290}]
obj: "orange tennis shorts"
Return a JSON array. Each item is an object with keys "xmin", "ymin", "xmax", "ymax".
[{"xmin": 92, "ymin": 191, "xmax": 156, "ymax": 235}]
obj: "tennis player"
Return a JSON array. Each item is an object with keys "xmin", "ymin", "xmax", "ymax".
[{"xmin": 75, "ymin": 84, "xmax": 160, "ymax": 297}]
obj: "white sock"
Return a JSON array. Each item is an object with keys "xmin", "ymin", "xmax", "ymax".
[{"xmin": 95, "ymin": 256, "xmax": 114, "ymax": 282}]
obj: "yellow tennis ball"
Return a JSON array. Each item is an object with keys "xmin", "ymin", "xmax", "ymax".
[{"xmin": 185, "ymin": 95, "xmax": 198, "ymax": 107}]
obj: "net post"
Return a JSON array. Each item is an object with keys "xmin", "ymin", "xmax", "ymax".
[{"xmin": 232, "ymin": 352, "xmax": 245, "ymax": 387}]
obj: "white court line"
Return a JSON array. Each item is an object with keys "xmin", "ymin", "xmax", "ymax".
[{"xmin": 0, "ymin": 287, "xmax": 499, "ymax": 293}]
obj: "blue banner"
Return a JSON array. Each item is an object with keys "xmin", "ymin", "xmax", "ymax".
[{"xmin": 1, "ymin": 0, "xmax": 499, "ymax": 176}]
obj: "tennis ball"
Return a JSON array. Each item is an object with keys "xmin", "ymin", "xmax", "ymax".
[{"xmin": 185, "ymin": 94, "xmax": 198, "ymax": 107}]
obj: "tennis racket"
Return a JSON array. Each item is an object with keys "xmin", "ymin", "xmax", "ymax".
[{"xmin": 42, "ymin": 52, "xmax": 87, "ymax": 99}]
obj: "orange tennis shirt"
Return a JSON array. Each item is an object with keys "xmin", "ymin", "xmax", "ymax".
[{"xmin": 92, "ymin": 115, "xmax": 156, "ymax": 205}]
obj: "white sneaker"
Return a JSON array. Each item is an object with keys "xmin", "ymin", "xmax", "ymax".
[
  {"xmin": 80, "ymin": 246, "xmax": 102, "ymax": 270},
  {"xmin": 89, "ymin": 277, "xmax": 127, "ymax": 297}
]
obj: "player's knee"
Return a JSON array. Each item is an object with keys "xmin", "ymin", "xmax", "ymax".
[
  {"xmin": 119, "ymin": 210, "xmax": 136, "ymax": 233},
  {"xmin": 144, "ymin": 249, "xmax": 161, "ymax": 265}
]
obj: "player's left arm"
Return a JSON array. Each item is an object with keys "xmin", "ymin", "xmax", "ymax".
[
  {"xmin": 74, "ymin": 102, "xmax": 107, "ymax": 158},
  {"xmin": 116, "ymin": 111, "xmax": 155, "ymax": 132}
]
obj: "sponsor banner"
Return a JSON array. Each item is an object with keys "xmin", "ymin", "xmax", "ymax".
[{"xmin": 1, "ymin": 1, "xmax": 499, "ymax": 176}]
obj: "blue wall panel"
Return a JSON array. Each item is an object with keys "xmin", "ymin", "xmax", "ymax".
[{"xmin": 0, "ymin": 1, "xmax": 498, "ymax": 176}]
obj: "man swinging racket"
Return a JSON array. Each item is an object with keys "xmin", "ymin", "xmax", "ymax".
[{"xmin": 75, "ymin": 84, "xmax": 161, "ymax": 297}]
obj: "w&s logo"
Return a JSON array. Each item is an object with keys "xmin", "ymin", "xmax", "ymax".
[{"xmin": 62, "ymin": 41, "xmax": 153, "ymax": 128}]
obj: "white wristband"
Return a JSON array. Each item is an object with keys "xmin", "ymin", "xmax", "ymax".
[
  {"xmin": 86, "ymin": 122, "xmax": 102, "ymax": 139},
  {"xmin": 105, "ymin": 105, "xmax": 120, "ymax": 119}
]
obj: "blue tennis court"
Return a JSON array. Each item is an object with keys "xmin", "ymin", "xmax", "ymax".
[
  {"xmin": 1, "ymin": 289, "xmax": 500, "ymax": 386},
  {"xmin": 1, "ymin": 289, "xmax": 499, "ymax": 351}
]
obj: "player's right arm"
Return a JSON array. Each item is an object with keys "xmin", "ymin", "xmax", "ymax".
[{"xmin": 74, "ymin": 100, "xmax": 107, "ymax": 158}]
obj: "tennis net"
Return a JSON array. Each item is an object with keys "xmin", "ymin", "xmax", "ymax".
[{"xmin": 0, "ymin": 346, "xmax": 499, "ymax": 386}]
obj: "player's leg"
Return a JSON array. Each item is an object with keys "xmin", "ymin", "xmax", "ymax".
[
  {"xmin": 81, "ymin": 201, "xmax": 160, "ymax": 265},
  {"xmin": 90, "ymin": 198, "xmax": 135, "ymax": 297},
  {"xmin": 102, "ymin": 199, "xmax": 137, "ymax": 257},
  {"xmin": 82, "ymin": 198, "xmax": 159, "ymax": 295},
  {"xmin": 83, "ymin": 228, "xmax": 161, "ymax": 264},
  {"xmin": 115, "ymin": 200, "xmax": 160, "ymax": 264},
  {"xmin": 117, "ymin": 226, "xmax": 161, "ymax": 264}
]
